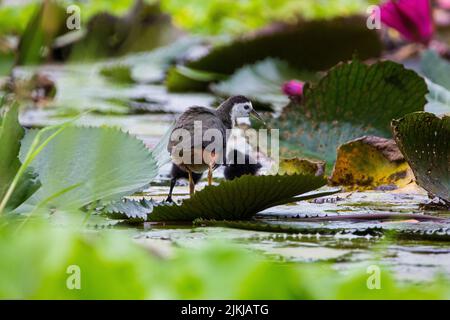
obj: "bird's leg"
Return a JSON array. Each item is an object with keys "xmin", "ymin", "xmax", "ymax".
[
  {"xmin": 188, "ymin": 170, "xmax": 195, "ymax": 196},
  {"xmin": 208, "ymin": 166, "xmax": 213, "ymax": 186},
  {"xmin": 207, "ymin": 151, "xmax": 215, "ymax": 186},
  {"xmin": 166, "ymin": 177, "xmax": 177, "ymax": 203}
]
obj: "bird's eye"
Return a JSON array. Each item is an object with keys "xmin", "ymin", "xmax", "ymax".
[{"xmin": 244, "ymin": 105, "xmax": 250, "ymax": 110}]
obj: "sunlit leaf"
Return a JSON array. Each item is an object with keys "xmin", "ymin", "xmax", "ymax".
[{"xmin": 330, "ymin": 136, "xmax": 413, "ymax": 190}]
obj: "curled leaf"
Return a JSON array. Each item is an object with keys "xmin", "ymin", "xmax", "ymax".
[
  {"xmin": 392, "ymin": 112, "xmax": 450, "ymax": 204},
  {"xmin": 330, "ymin": 136, "xmax": 414, "ymax": 190}
]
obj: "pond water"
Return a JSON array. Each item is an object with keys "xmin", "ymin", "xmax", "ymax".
[{"xmin": 12, "ymin": 61, "xmax": 450, "ymax": 283}]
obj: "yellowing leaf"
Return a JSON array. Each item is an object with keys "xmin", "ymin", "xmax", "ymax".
[{"xmin": 330, "ymin": 136, "xmax": 413, "ymax": 190}]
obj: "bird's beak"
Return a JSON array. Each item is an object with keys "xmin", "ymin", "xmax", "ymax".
[{"xmin": 250, "ymin": 109, "xmax": 265, "ymax": 124}]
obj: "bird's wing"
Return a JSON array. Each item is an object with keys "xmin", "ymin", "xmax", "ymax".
[{"xmin": 167, "ymin": 106, "xmax": 227, "ymax": 154}]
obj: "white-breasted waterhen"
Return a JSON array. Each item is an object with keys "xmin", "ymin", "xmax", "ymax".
[{"xmin": 167, "ymin": 95, "xmax": 264, "ymax": 197}]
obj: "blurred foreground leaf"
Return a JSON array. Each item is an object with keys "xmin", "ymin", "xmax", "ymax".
[
  {"xmin": 0, "ymin": 102, "xmax": 39, "ymax": 212},
  {"xmin": 0, "ymin": 223, "xmax": 449, "ymax": 299},
  {"xmin": 392, "ymin": 112, "xmax": 450, "ymax": 204}
]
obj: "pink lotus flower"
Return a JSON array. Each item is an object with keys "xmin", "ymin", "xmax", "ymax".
[
  {"xmin": 282, "ymin": 80, "xmax": 304, "ymax": 97},
  {"xmin": 380, "ymin": 0, "xmax": 434, "ymax": 45}
]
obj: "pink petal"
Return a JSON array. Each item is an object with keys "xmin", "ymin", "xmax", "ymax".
[
  {"xmin": 282, "ymin": 80, "xmax": 304, "ymax": 97},
  {"xmin": 380, "ymin": 0, "xmax": 434, "ymax": 45},
  {"xmin": 437, "ymin": 0, "xmax": 450, "ymax": 10}
]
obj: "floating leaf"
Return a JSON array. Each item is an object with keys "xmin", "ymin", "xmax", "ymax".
[
  {"xmin": 150, "ymin": 174, "xmax": 339, "ymax": 221},
  {"xmin": 330, "ymin": 136, "xmax": 413, "ymax": 190},
  {"xmin": 392, "ymin": 112, "xmax": 450, "ymax": 204},
  {"xmin": 212, "ymin": 58, "xmax": 317, "ymax": 111},
  {"xmin": 99, "ymin": 64, "xmax": 134, "ymax": 84},
  {"xmin": 169, "ymin": 16, "xmax": 381, "ymax": 91},
  {"xmin": 103, "ymin": 198, "xmax": 155, "ymax": 221},
  {"xmin": 16, "ymin": 126, "xmax": 158, "ymax": 212},
  {"xmin": 120, "ymin": 37, "xmax": 204, "ymax": 83},
  {"xmin": 273, "ymin": 60, "xmax": 427, "ymax": 169}
]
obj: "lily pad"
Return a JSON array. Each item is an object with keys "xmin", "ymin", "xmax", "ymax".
[
  {"xmin": 16, "ymin": 126, "xmax": 159, "ymax": 213},
  {"xmin": 392, "ymin": 112, "xmax": 450, "ymax": 204},
  {"xmin": 330, "ymin": 136, "xmax": 413, "ymax": 190},
  {"xmin": 168, "ymin": 16, "xmax": 382, "ymax": 91},
  {"xmin": 103, "ymin": 198, "xmax": 155, "ymax": 222},
  {"xmin": 149, "ymin": 174, "xmax": 339, "ymax": 221},
  {"xmin": 273, "ymin": 60, "xmax": 427, "ymax": 169},
  {"xmin": 212, "ymin": 58, "xmax": 317, "ymax": 111}
]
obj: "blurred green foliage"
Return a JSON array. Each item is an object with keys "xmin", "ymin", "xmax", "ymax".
[
  {"xmin": 0, "ymin": 221, "xmax": 449, "ymax": 299},
  {"xmin": 161, "ymin": 0, "xmax": 377, "ymax": 35},
  {"xmin": 0, "ymin": 0, "xmax": 155, "ymax": 35}
]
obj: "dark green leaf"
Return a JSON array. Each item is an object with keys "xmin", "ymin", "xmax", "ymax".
[
  {"xmin": 150, "ymin": 174, "xmax": 335, "ymax": 221},
  {"xmin": 273, "ymin": 60, "xmax": 427, "ymax": 168},
  {"xmin": 170, "ymin": 16, "xmax": 381, "ymax": 91},
  {"xmin": 392, "ymin": 112, "xmax": 450, "ymax": 204}
]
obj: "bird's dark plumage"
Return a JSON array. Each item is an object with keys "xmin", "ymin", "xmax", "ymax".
[{"xmin": 224, "ymin": 149, "xmax": 262, "ymax": 181}]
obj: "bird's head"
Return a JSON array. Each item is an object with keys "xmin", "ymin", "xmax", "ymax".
[{"xmin": 221, "ymin": 95, "xmax": 264, "ymax": 124}]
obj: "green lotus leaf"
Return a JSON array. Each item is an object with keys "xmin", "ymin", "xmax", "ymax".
[
  {"xmin": 150, "ymin": 174, "xmax": 339, "ymax": 221},
  {"xmin": 392, "ymin": 112, "xmax": 450, "ymax": 204},
  {"xmin": 272, "ymin": 60, "xmax": 427, "ymax": 170},
  {"xmin": 168, "ymin": 16, "xmax": 381, "ymax": 91},
  {"xmin": 16, "ymin": 126, "xmax": 159, "ymax": 212},
  {"xmin": 103, "ymin": 198, "xmax": 155, "ymax": 222}
]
